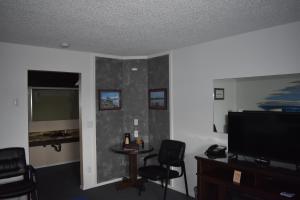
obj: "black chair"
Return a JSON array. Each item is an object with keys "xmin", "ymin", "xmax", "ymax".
[
  {"xmin": 0, "ymin": 147, "xmax": 38, "ymax": 200},
  {"xmin": 138, "ymin": 139, "xmax": 189, "ymax": 200}
]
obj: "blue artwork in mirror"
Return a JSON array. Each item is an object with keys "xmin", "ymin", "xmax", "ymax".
[{"xmin": 258, "ymin": 81, "xmax": 300, "ymax": 112}]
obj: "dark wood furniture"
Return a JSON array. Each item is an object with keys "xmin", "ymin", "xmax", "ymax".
[
  {"xmin": 111, "ymin": 143, "xmax": 153, "ymax": 190},
  {"xmin": 195, "ymin": 155, "xmax": 300, "ymax": 200}
]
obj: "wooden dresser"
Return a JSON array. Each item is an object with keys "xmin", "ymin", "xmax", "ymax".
[{"xmin": 195, "ymin": 155, "xmax": 300, "ymax": 200}]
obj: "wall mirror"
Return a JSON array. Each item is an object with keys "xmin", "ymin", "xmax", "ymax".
[
  {"xmin": 30, "ymin": 88, "xmax": 79, "ymax": 121},
  {"xmin": 213, "ymin": 73, "xmax": 300, "ymax": 134}
]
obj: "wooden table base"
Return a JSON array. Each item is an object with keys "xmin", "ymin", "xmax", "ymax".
[
  {"xmin": 116, "ymin": 152, "xmax": 143, "ymax": 190},
  {"xmin": 116, "ymin": 177, "xmax": 144, "ymax": 190},
  {"xmin": 111, "ymin": 144, "xmax": 153, "ymax": 190}
]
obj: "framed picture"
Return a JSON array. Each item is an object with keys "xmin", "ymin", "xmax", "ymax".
[
  {"xmin": 149, "ymin": 88, "xmax": 167, "ymax": 110},
  {"xmin": 214, "ymin": 88, "xmax": 224, "ymax": 100},
  {"xmin": 98, "ymin": 90, "xmax": 121, "ymax": 110}
]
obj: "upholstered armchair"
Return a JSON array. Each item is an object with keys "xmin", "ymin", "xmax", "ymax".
[{"xmin": 0, "ymin": 147, "xmax": 38, "ymax": 200}]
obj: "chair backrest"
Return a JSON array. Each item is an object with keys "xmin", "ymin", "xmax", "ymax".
[
  {"xmin": 0, "ymin": 147, "xmax": 26, "ymax": 179},
  {"xmin": 158, "ymin": 140, "xmax": 186, "ymax": 167}
]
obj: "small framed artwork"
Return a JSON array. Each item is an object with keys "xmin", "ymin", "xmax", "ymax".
[
  {"xmin": 149, "ymin": 88, "xmax": 167, "ymax": 110},
  {"xmin": 233, "ymin": 170, "xmax": 242, "ymax": 185},
  {"xmin": 98, "ymin": 90, "xmax": 121, "ymax": 110},
  {"xmin": 214, "ymin": 88, "xmax": 224, "ymax": 100}
]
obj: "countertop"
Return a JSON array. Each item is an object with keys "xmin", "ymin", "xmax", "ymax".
[{"xmin": 29, "ymin": 129, "xmax": 79, "ymax": 147}]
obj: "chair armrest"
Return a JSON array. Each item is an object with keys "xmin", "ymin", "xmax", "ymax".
[
  {"xmin": 178, "ymin": 161, "xmax": 186, "ymax": 177},
  {"xmin": 27, "ymin": 165, "xmax": 37, "ymax": 182},
  {"xmin": 143, "ymin": 153, "xmax": 158, "ymax": 166}
]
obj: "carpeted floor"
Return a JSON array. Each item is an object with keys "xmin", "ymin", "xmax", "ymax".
[{"xmin": 36, "ymin": 162, "xmax": 194, "ymax": 200}]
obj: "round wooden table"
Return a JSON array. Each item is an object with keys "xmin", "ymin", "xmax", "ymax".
[{"xmin": 111, "ymin": 143, "xmax": 154, "ymax": 190}]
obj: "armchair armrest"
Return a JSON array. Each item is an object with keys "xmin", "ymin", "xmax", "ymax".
[
  {"xmin": 178, "ymin": 161, "xmax": 185, "ymax": 177},
  {"xmin": 26, "ymin": 165, "xmax": 37, "ymax": 183},
  {"xmin": 143, "ymin": 153, "xmax": 158, "ymax": 166}
]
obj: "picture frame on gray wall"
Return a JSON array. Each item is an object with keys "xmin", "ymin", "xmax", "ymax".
[
  {"xmin": 98, "ymin": 89, "xmax": 122, "ymax": 110},
  {"xmin": 149, "ymin": 88, "xmax": 168, "ymax": 110}
]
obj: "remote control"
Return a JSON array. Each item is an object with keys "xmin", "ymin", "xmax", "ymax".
[{"xmin": 280, "ymin": 192, "xmax": 295, "ymax": 198}]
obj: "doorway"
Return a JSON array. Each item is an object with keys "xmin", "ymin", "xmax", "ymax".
[{"xmin": 27, "ymin": 70, "xmax": 82, "ymax": 188}]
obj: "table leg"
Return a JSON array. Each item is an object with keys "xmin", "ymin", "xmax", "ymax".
[
  {"xmin": 129, "ymin": 152, "xmax": 137, "ymax": 181},
  {"xmin": 116, "ymin": 152, "xmax": 142, "ymax": 190}
]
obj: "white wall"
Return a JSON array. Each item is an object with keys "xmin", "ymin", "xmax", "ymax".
[
  {"xmin": 213, "ymin": 79, "xmax": 237, "ymax": 133},
  {"xmin": 171, "ymin": 21, "xmax": 300, "ymax": 196},
  {"xmin": 29, "ymin": 143, "xmax": 80, "ymax": 168},
  {"xmin": 0, "ymin": 42, "xmax": 97, "ymax": 190}
]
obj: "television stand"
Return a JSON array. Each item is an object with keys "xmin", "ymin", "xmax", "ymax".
[
  {"xmin": 195, "ymin": 154, "xmax": 300, "ymax": 200},
  {"xmin": 228, "ymin": 153, "xmax": 238, "ymax": 160},
  {"xmin": 254, "ymin": 157, "xmax": 270, "ymax": 167}
]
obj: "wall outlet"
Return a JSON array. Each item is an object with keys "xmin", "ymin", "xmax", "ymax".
[
  {"xmin": 134, "ymin": 119, "xmax": 138, "ymax": 126},
  {"xmin": 13, "ymin": 98, "xmax": 19, "ymax": 106},
  {"xmin": 121, "ymin": 159, "xmax": 126, "ymax": 166}
]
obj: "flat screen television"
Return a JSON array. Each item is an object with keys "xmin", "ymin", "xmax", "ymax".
[{"xmin": 228, "ymin": 111, "xmax": 300, "ymax": 165}]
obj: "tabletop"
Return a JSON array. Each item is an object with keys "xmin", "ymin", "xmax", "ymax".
[{"xmin": 111, "ymin": 143, "xmax": 153, "ymax": 154}]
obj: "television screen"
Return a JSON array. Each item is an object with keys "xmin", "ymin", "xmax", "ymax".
[{"xmin": 228, "ymin": 111, "xmax": 300, "ymax": 164}]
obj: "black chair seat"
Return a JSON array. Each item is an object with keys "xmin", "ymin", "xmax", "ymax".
[
  {"xmin": 0, "ymin": 180, "xmax": 36, "ymax": 198},
  {"xmin": 139, "ymin": 165, "xmax": 179, "ymax": 180}
]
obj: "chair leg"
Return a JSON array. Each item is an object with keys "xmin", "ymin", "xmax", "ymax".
[
  {"xmin": 138, "ymin": 178, "xmax": 146, "ymax": 196},
  {"xmin": 27, "ymin": 192, "xmax": 31, "ymax": 200},
  {"xmin": 183, "ymin": 163, "xmax": 189, "ymax": 197},
  {"xmin": 34, "ymin": 189, "xmax": 39, "ymax": 200},
  {"xmin": 163, "ymin": 168, "xmax": 170, "ymax": 200},
  {"xmin": 138, "ymin": 186, "xmax": 142, "ymax": 196}
]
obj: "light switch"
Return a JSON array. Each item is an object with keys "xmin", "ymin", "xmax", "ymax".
[
  {"xmin": 13, "ymin": 98, "xmax": 19, "ymax": 106},
  {"xmin": 134, "ymin": 119, "xmax": 138, "ymax": 126},
  {"xmin": 134, "ymin": 130, "xmax": 139, "ymax": 138}
]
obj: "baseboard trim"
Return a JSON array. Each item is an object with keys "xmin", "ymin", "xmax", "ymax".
[
  {"xmin": 33, "ymin": 160, "xmax": 80, "ymax": 169},
  {"xmin": 96, "ymin": 177, "xmax": 123, "ymax": 187},
  {"xmin": 82, "ymin": 177, "xmax": 123, "ymax": 190}
]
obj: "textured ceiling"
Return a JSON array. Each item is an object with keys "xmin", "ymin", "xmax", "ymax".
[{"xmin": 0, "ymin": 0, "xmax": 299, "ymax": 56}]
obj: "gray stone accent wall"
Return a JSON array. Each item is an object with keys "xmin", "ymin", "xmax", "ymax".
[
  {"xmin": 122, "ymin": 60, "xmax": 149, "ymax": 141},
  {"xmin": 148, "ymin": 55, "xmax": 170, "ymax": 152},
  {"xmin": 95, "ymin": 58, "xmax": 125, "ymax": 182},
  {"xmin": 95, "ymin": 55, "xmax": 169, "ymax": 183}
]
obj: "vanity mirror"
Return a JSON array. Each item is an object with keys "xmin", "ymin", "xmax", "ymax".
[{"xmin": 213, "ymin": 73, "xmax": 300, "ymax": 133}]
